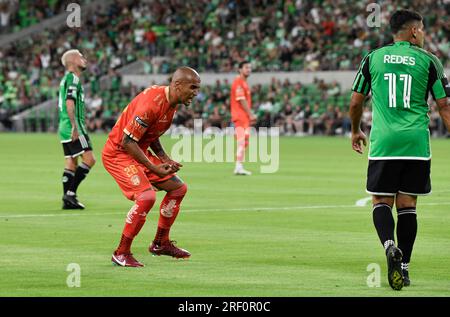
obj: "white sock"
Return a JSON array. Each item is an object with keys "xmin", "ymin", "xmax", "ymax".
[{"xmin": 383, "ymin": 240, "xmax": 395, "ymax": 250}]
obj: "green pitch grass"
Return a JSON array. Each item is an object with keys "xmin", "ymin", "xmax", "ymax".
[{"xmin": 0, "ymin": 133, "xmax": 449, "ymax": 296}]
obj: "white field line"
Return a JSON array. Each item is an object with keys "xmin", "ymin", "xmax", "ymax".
[
  {"xmin": 1, "ymin": 202, "xmax": 450, "ymax": 219},
  {"xmin": 355, "ymin": 197, "xmax": 372, "ymax": 207}
]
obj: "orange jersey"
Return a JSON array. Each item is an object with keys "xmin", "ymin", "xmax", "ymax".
[
  {"xmin": 103, "ymin": 85, "xmax": 175, "ymax": 155},
  {"xmin": 230, "ymin": 76, "xmax": 251, "ymax": 123}
]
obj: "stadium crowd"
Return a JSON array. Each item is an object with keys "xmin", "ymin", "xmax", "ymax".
[
  {"xmin": 79, "ymin": 78, "xmax": 448, "ymax": 137},
  {"xmin": 0, "ymin": 0, "xmax": 87, "ymax": 33},
  {"xmin": 0, "ymin": 0, "xmax": 449, "ymax": 136},
  {"xmin": 79, "ymin": 77, "xmax": 354, "ymax": 136}
]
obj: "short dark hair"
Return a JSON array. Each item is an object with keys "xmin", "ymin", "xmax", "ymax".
[
  {"xmin": 390, "ymin": 10, "xmax": 423, "ymax": 34},
  {"xmin": 238, "ymin": 60, "xmax": 250, "ymax": 69}
]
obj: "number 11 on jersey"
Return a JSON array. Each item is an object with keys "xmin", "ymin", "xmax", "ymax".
[{"xmin": 384, "ymin": 73, "xmax": 412, "ymax": 108}]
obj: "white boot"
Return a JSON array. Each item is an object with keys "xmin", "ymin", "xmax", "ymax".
[{"xmin": 234, "ymin": 163, "xmax": 252, "ymax": 175}]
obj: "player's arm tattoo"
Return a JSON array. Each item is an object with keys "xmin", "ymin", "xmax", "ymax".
[{"xmin": 150, "ymin": 138, "xmax": 171, "ymax": 161}]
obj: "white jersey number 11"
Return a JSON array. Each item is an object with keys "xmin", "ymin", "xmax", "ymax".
[{"xmin": 383, "ymin": 73, "xmax": 412, "ymax": 108}]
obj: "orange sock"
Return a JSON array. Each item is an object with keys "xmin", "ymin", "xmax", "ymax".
[
  {"xmin": 154, "ymin": 184, "xmax": 187, "ymax": 244},
  {"xmin": 116, "ymin": 190, "xmax": 155, "ymax": 254},
  {"xmin": 116, "ymin": 234, "xmax": 133, "ymax": 254}
]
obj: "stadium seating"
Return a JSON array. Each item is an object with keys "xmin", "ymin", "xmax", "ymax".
[
  {"xmin": 0, "ymin": 0, "xmax": 449, "ymax": 135},
  {"xmin": 0, "ymin": 1, "xmax": 86, "ymax": 33}
]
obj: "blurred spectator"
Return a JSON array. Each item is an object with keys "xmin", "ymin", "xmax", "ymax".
[
  {"xmin": 86, "ymin": 94, "xmax": 103, "ymax": 132},
  {"xmin": 282, "ymin": 104, "xmax": 297, "ymax": 135},
  {"xmin": 0, "ymin": 0, "xmax": 14, "ymax": 33},
  {"xmin": 307, "ymin": 103, "xmax": 323, "ymax": 135},
  {"xmin": 144, "ymin": 26, "xmax": 157, "ymax": 57},
  {"xmin": 323, "ymin": 105, "xmax": 337, "ymax": 136}
]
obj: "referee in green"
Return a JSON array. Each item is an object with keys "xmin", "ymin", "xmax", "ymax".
[
  {"xmin": 349, "ymin": 10, "xmax": 450, "ymax": 290},
  {"xmin": 58, "ymin": 49, "xmax": 96, "ymax": 209}
]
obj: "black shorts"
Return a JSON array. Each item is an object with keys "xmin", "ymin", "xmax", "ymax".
[
  {"xmin": 62, "ymin": 134, "xmax": 93, "ymax": 158},
  {"xmin": 366, "ymin": 160, "xmax": 431, "ymax": 196}
]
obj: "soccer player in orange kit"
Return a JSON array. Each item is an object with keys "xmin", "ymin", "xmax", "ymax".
[
  {"xmin": 230, "ymin": 61, "xmax": 256, "ymax": 175},
  {"xmin": 102, "ymin": 67, "xmax": 201, "ymax": 267}
]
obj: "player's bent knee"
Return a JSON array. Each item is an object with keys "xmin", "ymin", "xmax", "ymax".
[
  {"xmin": 171, "ymin": 183, "xmax": 187, "ymax": 197},
  {"xmin": 136, "ymin": 190, "xmax": 156, "ymax": 211},
  {"xmin": 84, "ymin": 152, "xmax": 96, "ymax": 167}
]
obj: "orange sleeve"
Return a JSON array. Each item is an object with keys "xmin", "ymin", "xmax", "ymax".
[
  {"xmin": 123, "ymin": 98, "xmax": 155, "ymax": 142},
  {"xmin": 233, "ymin": 79, "xmax": 246, "ymax": 101},
  {"xmin": 235, "ymin": 86, "xmax": 246, "ymax": 101}
]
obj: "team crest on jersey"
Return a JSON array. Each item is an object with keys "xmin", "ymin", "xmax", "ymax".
[{"xmin": 130, "ymin": 175, "xmax": 141, "ymax": 186}]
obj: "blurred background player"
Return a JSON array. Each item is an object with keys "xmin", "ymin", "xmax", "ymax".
[
  {"xmin": 350, "ymin": 10, "xmax": 450, "ymax": 290},
  {"xmin": 230, "ymin": 61, "xmax": 256, "ymax": 175},
  {"xmin": 102, "ymin": 66, "xmax": 201, "ymax": 267},
  {"xmin": 58, "ymin": 49, "xmax": 96, "ymax": 210}
]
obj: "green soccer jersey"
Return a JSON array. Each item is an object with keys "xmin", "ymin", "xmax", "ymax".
[
  {"xmin": 352, "ymin": 41, "xmax": 450, "ymax": 160},
  {"xmin": 58, "ymin": 72, "xmax": 87, "ymax": 141}
]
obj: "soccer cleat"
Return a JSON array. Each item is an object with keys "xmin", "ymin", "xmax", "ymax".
[
  {"xmin": 111, "ymin": 252, "xmax": 144, "ymax": 267},
  {"xmin": 149, "ymin": 240, "xmax": 191, "ymax": 259},
  {"xmin": 62, "ymin": 200, "xmax": 80, "ymax": 210},
  {"xmin": 62, "ymin": 194, "xmax": 85, "ymax": 209},
  {"xmin": 402, "ymin": 269, "xmax": 410, "ymax": 287},
  {"xmin": 234, "ymin": 167, "xmax": 252, "ymax": 176},
  {"xmin": 386, "ymin": 245, "xmax": 404, "ymax": 290}
]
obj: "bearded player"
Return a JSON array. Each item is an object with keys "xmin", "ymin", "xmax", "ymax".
[
  {"xmin": 102, "ymin": 67, "xmax": 201, "ymax": 267},
  {"xmin": 230, "ymin": 61, "xmax": 257, "ymax": 175},
  {"xmin": 58, "ymin": 49, "xmax": 96, "ymax": 210}
]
